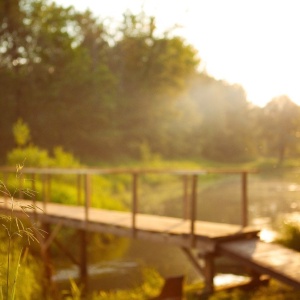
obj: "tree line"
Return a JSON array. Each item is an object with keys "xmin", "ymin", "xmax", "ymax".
[{"xmin": 1, "ymin": 0, "xmax": 300, "ymax": 165}]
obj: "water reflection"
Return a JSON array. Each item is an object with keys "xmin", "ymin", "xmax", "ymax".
[
  {"xmin": 259, "ymin": 228, "xmax": 277, "ymax": 243},
  {"xmin": 53, "ymin": 261, "xmax": 139, "ymax": 282},
  {"xmin": 214, "ymin": 273, "xmax": 249, "ymax": 287}
]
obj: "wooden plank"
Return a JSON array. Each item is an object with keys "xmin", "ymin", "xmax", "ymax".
[{"xmin": 219, "ymin": 238, "xmax": 300, "ymax": 288}]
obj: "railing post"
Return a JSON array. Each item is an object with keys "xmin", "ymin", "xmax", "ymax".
[
  {"xmin": 84, "ymin": 174, "xmax": 91, "ymax": 222},
  {"xmin": 190, "ymin": 174, "xmax": 198, "ymax": 246},
  {"xmin": 77, "ymin": 174, "xmax": 82, "ymax": 205},
  {"xmin": 42, "ymin": 174, "xmax": 50, "ymax": 212},
  {"xmin": 132, "ymin": 172, "xmax": 138, "ymax": 236},
  {"xmin": 241, "ymin": 172, "xmax": 248, "ymax": 227},
  {"xmin": 18, "ymin": 172, "xmax": 23, "ymax": 200},
  {"xmin": 3, "ymin": 172, "xmax": 8, "ymax": 208},
  {"xmin": 183, "ymin": 175, "xmax": 190, "ymax": 220},
  {"xmin": 31, "ymin": 172, "xmax": 36, "ymax": 209}
]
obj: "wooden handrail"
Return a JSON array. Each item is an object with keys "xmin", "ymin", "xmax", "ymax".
[
  {"xmin": 0, "ymin": 166, "xmax": 257, "ymax": 176},
  {"xmin": 0, "ymin": 167, "xmax": 253, "ymax": 233}
]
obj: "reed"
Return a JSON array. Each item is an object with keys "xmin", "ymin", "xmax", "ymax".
[{"xmin": 0, "ymin": 164, "xmax": 44, "ymax": 300}]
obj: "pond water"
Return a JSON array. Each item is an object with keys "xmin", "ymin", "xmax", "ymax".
[{"xmin": 51, "ymin": 172, "xmax": 300, "ymax": 293}]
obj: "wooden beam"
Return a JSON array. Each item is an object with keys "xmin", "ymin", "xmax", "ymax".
[
  {"xmin": 53, "ymin": 237, "xmax": 80, "ymax": 265},
  {"xmin": 43, "ymin": 222, "xmax": 63, "ymax": 250},
  {"xmin": 181, "ymin": 247, "xmax": 204, "ymax": 275}
]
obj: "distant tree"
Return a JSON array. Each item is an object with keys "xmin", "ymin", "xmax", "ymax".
[
  {"xmin": 12, "ymin": 118, "xmax": 31, "ymax": 147},
  {"xmin": 260, "ymin": 95, "xmax": 300, "ymax": 165},
  {"xmin": 184, "ymin": 76, "xmax": 254, "ymax": 161}
]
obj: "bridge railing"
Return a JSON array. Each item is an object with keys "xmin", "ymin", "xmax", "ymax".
[{"xmin": 0, "ymin": 167, "xmax": 255, "ymax": 235}]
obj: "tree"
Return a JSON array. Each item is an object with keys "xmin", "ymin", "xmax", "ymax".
[
  {"xmin": 109, "ymin": 12, "xmax": 200, "ymax": 156},
  {"xmin": 182, "ymin": 75, "xmax": 254, "ymax": 161},
  {"xmin": 12, "ymin": 118, "xmax": 31, "ymax": 147},
  {"xmin": 0, "ymin": 0, "xmax": 118, "ymax": 160},
  {"xmin": 260, "ymin": 95, "xmax": 300, "ymax": 165}
]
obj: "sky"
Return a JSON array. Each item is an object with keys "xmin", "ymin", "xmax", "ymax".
[{"xmin": 54, "ymin": 0, "xmax": 300, "ymax": 107}]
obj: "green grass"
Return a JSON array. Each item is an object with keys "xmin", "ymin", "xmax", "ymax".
[{"xmin": 0, "ymin": 170, "xmax": 44, "ymax": 300}]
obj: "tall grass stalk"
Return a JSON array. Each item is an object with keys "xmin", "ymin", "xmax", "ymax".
[{"xmin": 0, "ymin": 164, "xmax": 44, "ymax": 300}]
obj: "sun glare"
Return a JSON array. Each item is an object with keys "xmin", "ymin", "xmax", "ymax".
[{"xmin": 55, "ymin": 0, "xmax": 300, "ymax": 107}]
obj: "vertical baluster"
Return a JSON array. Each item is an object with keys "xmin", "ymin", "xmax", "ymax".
[
  {"xmin": 77, "ymin": 173, "xmax": 82, "ymax": 206},
  {"xmin": 43, "ymin": 174, "xmax": 50, "ymax": 213},
  {"xmin": 3, "ymin": 172, "xmax": 8, "ymax": 208},
  {"xmin": 183, "ymin": 175, "xmax": 189, "ymax": 219},
  {"xmin": 190, "ymin": 174, "xmax": 198, "ymax": 246},
  {"xmin": 241, "ymin": 172, "xmax": 248, "ymax": 227},
  {"xmin": 132, "ymin": 172, "xmax": 138, "ymax": 236},
  {"xmin": 84, "ymin": 174, "xmax": 91, "ymax": 222}
]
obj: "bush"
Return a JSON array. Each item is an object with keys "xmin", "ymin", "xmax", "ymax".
[
  {"xmin": 276, "ymin": 219, "xmax": 300, "ymax": 251},
  {"xmin": 91, "ymin": 268, "xmax": 163, "ymax": 300},
  {"xmin": 7, "ymin": 145, "xmax": 52, "ymax": 167}
]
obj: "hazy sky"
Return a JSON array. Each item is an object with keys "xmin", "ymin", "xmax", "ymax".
[{"xmin": 55, "ymin": 0, "xmax": 300, "ymax": 107}]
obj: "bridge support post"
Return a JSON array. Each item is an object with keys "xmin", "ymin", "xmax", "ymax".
[
  {"xmin": 40, "ymin": 222, "xmax": 59, "ymax": 299},
  {"xmin": 203, "ymin": 253, "xmax": 215, "ymax": 294},
  {"xmin": 79, "ymin": 229, "xmax": 88, "ymax": 294}
]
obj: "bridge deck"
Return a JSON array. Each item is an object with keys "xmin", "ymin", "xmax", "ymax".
[
  {"xmin": 0, "ymin": 199, "xmax": 258, "ymax": 252},
  {"xmin": 2, "ymin": 199, "xmax": 300, "ymax": 291},
  {"xmin": 219, "ymin": 238, "xmax": 300, "ymax": 289}
]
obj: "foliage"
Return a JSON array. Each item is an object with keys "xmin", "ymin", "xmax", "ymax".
[
  {"xmin": 276, "ymin": 219, "xmax": 300, "ymax": 251},
  {"xmin": 259, "ymin": 95, "xmax": 300, "ymax": 166},
  {"xmin": 61, "ymin": 279, "xmax": 83, "ymax": 300},
  {"xmin": 7, "ymin": 145, "xmax": 52, "ymax": 168},
  {"xmin": 184, "ymin": 76, "xmax": 254, "ymax": 161},
  {"xmin": 7, "ymin": 120, "xmax": 82, "ymax": 168},
  {"xmin": 0, "ymin": 243, "xmax": 42, "ymax": 300},
  {"xmin": 52, "ymin": 147, "xmax": 81, "ymax": 168},
  {"xmin": 91, "ymin": 268, "xmax": 163, "ymax": 300},
  {"xmin": 12, "ymin": 119, "xmax": 31, "ymax": 148},
  {"xmin": 0, "ymin": 167, "xmax": 44, "ymax": 299},
  {"xmin": 2, "ymin": 1, "xmax": 300, "ymax": 164}
]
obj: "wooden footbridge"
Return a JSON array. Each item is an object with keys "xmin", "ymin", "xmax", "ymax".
[{"xmin": 1, "ymin": 167, "xmax": 300, "ymax": 296}]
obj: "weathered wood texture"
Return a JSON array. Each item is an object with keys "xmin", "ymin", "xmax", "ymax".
[
  {"xmin": 219, "ymin": 238, "xmax": 300, "ymax": 289},
  {"xmin": 0, "ymin": 199, "xmax": 258, "ymax": 252}
]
